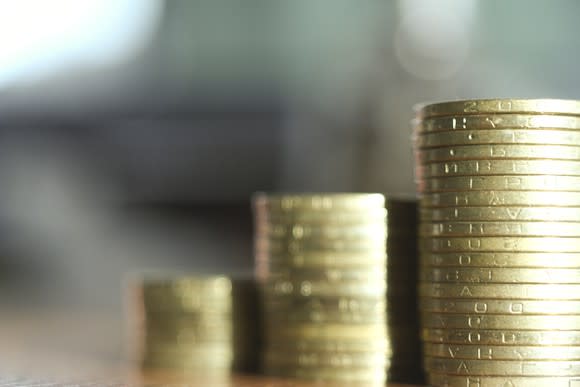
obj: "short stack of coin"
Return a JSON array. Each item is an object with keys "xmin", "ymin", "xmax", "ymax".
[
  {"xmin": 253, "ymin": 193, "xmax": 389, "ymax": 385},
  {"xmin": 413, "ymin": 99, "xmax": 580, "ymax": 386},
  {"xmin": 385, "ymin": 198, "xmax": 424, "ymax": 384},
  {"xmin": 129, "ymin": 275, "xmax": 259, "ymax": 376}
]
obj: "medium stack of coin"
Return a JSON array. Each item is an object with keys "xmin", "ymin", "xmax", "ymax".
[
  {"xmin": 253, "ymin": 193, "xmax": 388, "ymax": 384},
  {"xmin": 129, "ymin": 275, "xmax": 259, "ymax": 376},
  {"xmin": 386, "ymin": 198, "xmax": 424, "ymax": 384},
  {"xmin": 413, "ymin": 99, "xmax": 580, "ymax": 386}
]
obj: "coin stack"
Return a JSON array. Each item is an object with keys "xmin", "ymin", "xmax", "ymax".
[
  {"xmin": 129, "ymin": 275, "xmax": 259, "ymax": 376},
  {"xmin": 413, "ymin": 99, "xmax": 580, "ymax": 386},
  {"xmin": 253, "ymin": 193, "xmax": 389, "ymax": 385},
  {"xmin": 385, "ymin": 198, "xmax": 424, "ymax": 384}
]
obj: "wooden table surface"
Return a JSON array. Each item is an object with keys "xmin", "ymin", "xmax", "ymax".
[{"xmin": 0, "ymin": 308, "xmax": 420, "ymax": 386}]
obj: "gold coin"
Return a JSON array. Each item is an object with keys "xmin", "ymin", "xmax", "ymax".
[
  {"xmin": 139, "ymin": 298, "xmax": 232, "ymax": 313},
  {"xmin": 422, "ymin": 252, "xmax": 580, "ymax": 268},
  {"xmin": 262, "ymin": 279, "xmax": 385, "ymax": 297},
  {"xmin": 263, "ymin": 364, "xmax": 387, "ymax": 383},
  {"xmin": 254, "ymin": 210, "xmax": 387, "ymax": 224},
  {"xmin": 418, "ymin": 160, "xmax": 580, "ymax": 178},
  {"xmin": 417, "ymin": 144, "xmax": 580, "ymax": 163},
  {"xmin": 143, "ymin": 343, "xmax": 233, "ymax": 356},
  {"xmin": 266, "ymin": 337, "xmax": 390, "ymax": 352},
  {"xmin": 264, "ymin": 323, "xmax": 386, "ymax": 339},
  {"xmin": 428, "ymin": 374, "xmax": 580, "ymax": 387},
  {"xmin": 419, "ymin": 283, "xmax": 580, "ymax": 299},
  {"xmin": 262, "ymin": 268, "xmax": 385, "ymax": 283},
  {"xmin": 139, "ymin": 275, "xmax": 233, "ymax": 296},
  {"xmin": 255, "ymin": 251, "xmax": 386, "ymax": 268},
  {"xmin": 422, "ymin": 191, "xmax": 580, "ymax": 208},
  {"xmin": 421, "ymin": 175, "xmax": 580, "ymax": 192},
  {"xmin": 255, "ymin": 234, "xmax": 386, "ymax": 245},
  {"xmin": 414, "ymin": 129, "xmax": 580, "ymax": 148},
  {"xmin": 263, "ymin": 350, "xmax": 388, "ymax": 368},
  {"xmin": 265, "ymin": 309, "xmax": 385, "ymax": 325},
  {"xmin": 421, "ymin": 313, "xmax": 580, "ymax": 330},
  {"xmin": 421, "ymin": 221, "xmax": 580, "ymax": 237},
  {"xmin": 415, "ymin": 99, "xmax": 580, "ymax": 118},
  {"xmin": 422, "ymin": 328, "xmax": 580, "ymax": 345},
  {"xmin": 421, "ymin": 236, "xmax": 580, "ymax": 252},
  {"xmin": 139, "ymin": 330, "xmax": 233, "ymax": 344},
  {"xmin": 419, "ymin": 298, "xmax": 580, "ymax": 315},
  {"xmin": 421, "ymin": 207, "xmax": 580, "ymax": 222},
  {"xmin": 252, "ymin": 193, "xmax": 385, "ymax": 211},
  {"xmin": 254, "ymin": 222, "xmax": 386, "ymax": 240},
  {"xmin": 254, "ymin": 238, "xmax": 385, "ymax": 254},
  {"xmin": 424, "ymin": 357, "xmax": 580, "ymax": 376},
  {"xmin": 421, "ymin": 267, "xmax": 580, "ymax": 284},
  {"xmin": 425, "ymin": 343, "xmax": 580, "ymax": 360},
  {"xmin": 262, "ymin": 294, "xmax": 385, "ymax": 313},
  {"xmin": 415, "ymin": 114, "xmax": 580, "ymax": 132}
]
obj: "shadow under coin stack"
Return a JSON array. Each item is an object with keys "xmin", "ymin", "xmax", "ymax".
[
  {"xmin": 413, "ymin": 99, "xmax": 580, "ymax": 387},
  {"xmin": 385, "ymin": 198, "xmax": 424, "ymax": 384},
  {"xmin": 253, "ymin": 193, "xmax": 389, "ymax": 385},
  {"xmin": 130, "ymin": 276, "xmax": 259, "ymax": 376}
]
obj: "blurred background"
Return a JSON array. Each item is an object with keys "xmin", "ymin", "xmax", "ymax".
[{"xmin": 0, "ymin": 0, "xmax": 578, "ymax": 369}]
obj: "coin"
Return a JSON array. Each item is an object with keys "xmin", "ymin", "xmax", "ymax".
[
  {"xmin": 415, "ymin": 129, "xmax": 580, "ymax": 148},
  {"xmin": 422, "ymin": 191, "xmax": 580, "ymax": 207},
  {"xmin": 417, "ymin": 160, "xmax": 580, "ymax": 178},
  {"xmin": 264, "ymin": 268, "xmax": 385, "ymax": 283},
  {"xmin": 419, "ymin": 298, "xmax": 580, "ymax": 315},
  {"xmin": 421, "ymin": 175, "xmax": 580, "ymax": 192},
  {"xmin": 266, "ymin": 337, "xmax": 390, "ymax": 352},
  {"xmin": 425, "ymin": 343, "xmax": 580, "ymax": 360},
  {"xmin": 254, "ymin": 239, "xmax": 385, "ymax": 254},
  {"xmin": 262, "ymin": 294, "xmax": 385, "ymax": 312},
  {"xmin": 265, "ymin": 306, "xmax": 385, "ymax": 324},
  {"xmin": 415, "ymin": 99, "xmax": 580, "ymax": 118},
  {"xmin": 421, "ymin": 221, "xmax": 580, "ymax": 237},
  {"xmin": 421, "ymin": 237, "xmax": 580, "ymax": 252},
  {"xmin": 254, "ymin": 210, "xmax": 387, "ymax": 224},
  {"xmin": 263, "ymin": 350, "xmax": 388, "ymax": 368},
  {"xmin": 263, "ymin": 279, "xmax": 385, "ymax": 297},
  {"xmin": 428, "ymin": 374, "xmax": 580, "ymax": 387},
  {"xmin": 422, "ymin": 252, "xmax": 580, "ymax": 268},
  {"xmin": 256, "ymin": 251, "xmax": 386, "ymax": 268},
  {"xmin": 419, "ymin": 283, "xmax": 580, "ymax": 299},
  {"xmin": 421, "ymin": 313, "xmax": 580, "ymax": 330},
  {"xmin": 421, "ymin": 267, "xmax": 580, "ymax": 284},
  {"xmin": 254, "ymin": 223, "xmax": 387, "ymax": 240},
  {"xmin": 264, "ymin": 323, "xmax": 386, "ymax": 340},
  {"xmin": 415, "ymin": 114, "xmax": 580, "ymax": 132},
  {"xmin": 253, "ymin": 193, "xmax": 385, "ymax": 211},
  {"xmin": 263, "ymin": 364, "xmax": 387, "ymax": 383},
  {"xmin": 424, "ymin": 357, "xmax": 580, "ymax": 376},
  {"xmin": 422, "ymin": 328, "xmax": 580, "ymax": 345},
  {"xmin": 418, "ymin": 144, "xmax": 580, "ymax": 163},
  {"xmin": 140, "ymin": 276, "xmax": 233, "ymax": 296},
  {"xmin": 421, "ymin": 207, "xmax": 580, "ymax": 222}
]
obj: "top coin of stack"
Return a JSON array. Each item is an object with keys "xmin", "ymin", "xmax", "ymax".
[
  {"xmin": 413, "ymin": 99, "xmax": 580, "ymax": 387},
  {"xmin": 253, "ymin": 193, "xmax": 389, "ymax": 385},
  {"xmin": 128, "ymin": 275, "xmax": 259, "ymax": 376}
]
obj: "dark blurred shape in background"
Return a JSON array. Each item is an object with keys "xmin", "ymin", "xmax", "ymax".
[{"xmin": 0, "ymin": 0, "xmax": 578, "ymax": 315}]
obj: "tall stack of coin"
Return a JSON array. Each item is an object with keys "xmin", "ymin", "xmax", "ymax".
[
  {"xmin": 129, "ymin": 275, "xmax": 259, "ymax": 376},
  {"xmin": 386, "ymin": 198, "xmax": 424, "ymax": 384},
  {"xmin": 413, "ymin": 99, "xmax": 580, "ymax": 386},
  {"xmin": 253, "ymin": 193, "xmax": 389, "ymax": 384}
]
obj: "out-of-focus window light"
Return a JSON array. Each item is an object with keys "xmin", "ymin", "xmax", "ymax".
[
  {"xmin": 395, "ymin": 0, "xmax": 477, "ymax": 80},
  {"xmin": 0, "ymin": 0, "xmax": 162, "ymax": 88}
]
